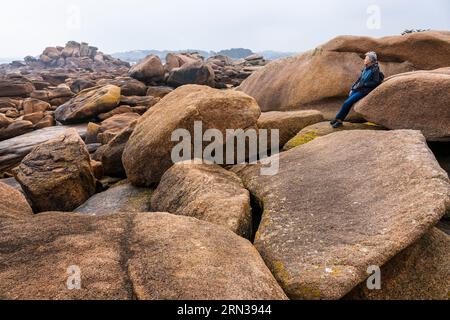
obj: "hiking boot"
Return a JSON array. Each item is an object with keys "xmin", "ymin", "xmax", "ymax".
[
  {"xmin": 332, "ymin": 120, "xmax": 344, "ymax": 129},
  {"xmin": 330, "ymin": 119, "xmax": 338, "ymax": 125}
]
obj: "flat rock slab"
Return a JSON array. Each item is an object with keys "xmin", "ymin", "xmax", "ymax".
[
  {"xmin": 257, "ymin": 110, "xmax": 324, "ymax": 147},
  {"xmin": 283, "ymin": 121, "xmax": 385, "ymax": 151},
  {"xmin": 346, "ymin": 228, "xmax": 450, "ymax": 300},
  {"xmin": 232, "ymin": 130, "xmax": 450, "ymax": 299},
  {"xmin": 151, "ymin": 162, "xmax": 252, "ymax": 238},
  {"xmin": 0, "ymin": 124, "xmax": 87, "ymax": 173},
  {"xmin": 75, "ymin": 181, "xmax": 153, "ymax": 216},
  {"xmin": 355, "ymin": 68, "xmax": 450, "ymax": 141},
  {"xmin": 0, "ymin": 212, "xmax": 288, "ymax": 300}
]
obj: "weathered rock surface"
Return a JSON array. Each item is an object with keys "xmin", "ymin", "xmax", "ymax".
[
  {"xmin": 321, "ymin": 30, "xmax": 450, "ymax": 71},
  {"xmin": 146, "ymin": 86, "xmax": 173, "ymax": 98},
  {"xmin": 167, "ymin": 61, "xmax": 215, "ymax": 88},
  {"xmin": 238, "ymin": 31, "xmax": 450, "ymax": 119},
  {"xmin": 283, "ymin": 121, "xmax": 385, "ymax": 151},
  {"xmin": 35, "ymin": 41, "xmax": 129, "ymax": 71},
  {"xmin": 151, "ymin": 162, "xmax": 252, "ymax": 238},
  {"xmin": 98, "ymin": 77, "xmax": 147, "ymax": 96},
  {"xmin": 232, "ymin": 130, "xmax": 450, "ymax": 300},
  {"xmin": 129, "ymin": 55, "xmax": 165, "ymax": 84},
  {"xmin": 95, "ymin": 121, "xmax": 136, "ymax": 177},
  {"xmin": 96, "ymin": 113, "xmax": 140, "ymax": 144},
  {"xmin": 75, "ymin": 181, "xmax": 152, "ymax": 215},
  {"xmin": 0, "ymin": 77, "xmax": 35, "ymax": 97},
  {"xmin": 13, "ymin": 129, "xmax": 96, "ymax": 213},
  {"xmin": 355, "ymin": 68, "xmax": 450, "ymax": 141},
  {"xmin": 129, "ymin": 213, "xmax": 288, "ymax": 300},
  {"xmin": 0, "ymin": 212, "xmax": 288, "ymax": 300},
  {"xmin": 123, "ymin": 85, "xmax": 261, "ymax": 186},
  {"xmin": 0, "ymin": 181, "xmax": 33, "ymax": 220},
  {"xmin": 257, "ymin": 110, "xmax": 324, "ymax": 147},
  {"xmin": 0, "ymin": 124, "xmax": 87, "ymax": 173},
  {"xmin": 55, "ymin": 85, "xmax": 121, "ymax": 124},
  {"xmin": 346, "ymin": 229, "xmax": 450, "ymax": 300},
  {"xmin": 0, "ymin": 119, "xmax": 34, "ymax": 141}
]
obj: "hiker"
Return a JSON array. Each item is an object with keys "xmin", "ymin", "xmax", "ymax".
[{"xmin": 330, "ymin": 51, "xmax": 384, "ymax": 128}]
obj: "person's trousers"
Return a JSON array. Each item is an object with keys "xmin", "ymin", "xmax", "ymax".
[{"xmin": 335, "ymin": 91, "xmax": 366, "ymax": 121}]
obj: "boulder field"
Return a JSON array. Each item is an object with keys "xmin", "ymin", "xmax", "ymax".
[
  {"xmin": 0, "ymin": 32, "xmax": 449, "ymax": 301},
  {"xmin": 122, "ymin": 85, "xmax": 261, "ymax": 186}
]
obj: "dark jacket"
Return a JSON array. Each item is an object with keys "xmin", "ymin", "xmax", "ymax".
[{"xmin": 351, "ymin": 63, "xmax": 382, "ymax": 95}]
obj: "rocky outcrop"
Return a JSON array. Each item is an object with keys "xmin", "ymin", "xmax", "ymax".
[
  {"xmin": 0, "ymin": 212, "xmax": 288, "ymax": 300},
  {"xmin": 257, "ymin": 110, "xmax": 324, "ymax": 147},
  {"xmin": 283, "ymin": 121, "xmax": 385, "ymax": 151},
  {"xmin": 128, "ymin": 55, "xmax": 165, "ymax": 84},
  {"xmin": 123, "ymin": 85, "xmax": 261, "ymax": 186},
  {"xmin": 75, "ymin": 181, "xmax": 153, "ymax": 215},
  {"xmin": 13, "ymin": 129, "xmax": 96, "ymax": 213},
  {"xmin": 238, "ymin": 31, "xmax": 450, "ymax": 120},
  {"xmin": 55, "ymin": 85, "xmax": 121, "ymax": 124},
  {"xmin": 355, "ymin": 68, "xmax": 450, "ymax": 141},
  {"xmin": 232, "ymin": 130, "xmax": 450, "ymax": 300},
  {"xmin": 37, "ymin": 41, "xmax": 129, "ymax": 71},
  {"xmin": 207, "ymin": 54, "xmax": 267, "ymax": 88},
  {"xmin": 0, "ymin": 181, "xmax": 33, "ymax": 220},
  {"xmin": 151, "ymin": 162, "xmax": 252, "ymax": 238}
]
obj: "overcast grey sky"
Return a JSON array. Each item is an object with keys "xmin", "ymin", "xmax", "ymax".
[{"xmin": 0, "ymin": 0, "xmax": 449, "ymax": 58}]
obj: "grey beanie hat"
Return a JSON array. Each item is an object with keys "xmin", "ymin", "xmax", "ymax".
[{"xmin": 365, "ymin": 51, "xmax": 378, "ymax": 62}]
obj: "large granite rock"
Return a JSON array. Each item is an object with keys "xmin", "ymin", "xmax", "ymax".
[
  {"xmin": 13, "ymin": 129, "xmax": 96, "ymax": 213},
  {"xmin": 346, "ymin": 229, "xmax": 450, "ymax": 300},
  {"xmin": 96, "ymin": 113, "xmax": 140, "ymax": 144},
  {"xmin": 123, "ymin": 85, "xmax": 261, "ymax": 186},
  {"xmin": 0, "ymin": 78, "xmax": 35, "ymax": 97},
  {"xmin": 0, "ymin": 212, "xmax": 288, "ymax": 300},
  {"xmin": 232, "ymin": 130, "xmax": 450, "ymax": 300},
  {"xmin": 0, "ymin": 124, "xmax": 87, "ymax": 173},
  {"xmin": 55, "ymin": 85, "xmax": 121, "ymax": 124},
  {"xmin": 0, "ymin": 118, "xmax": 34, "ymax": 141},
  {"xmin": 75, "ymin": 181, "xmax": 152, "ymax": 215},
  {"xmin": 128, "ymin": 213, "xmax": 288, "ymax": 300},
  {"xmin": 128, "ymin": 55, "xmax": 165, "ymax": 84},
  {"xmin": 167, "ymin": 61, "xmax": 215, "ymax": 88},
  {"xmin": 238, "ymin": 31, "xmax": 450, "ymax": 119},
  {"xmin": 257, "ymin": 110, "xmax": 324, "ymax": 147},
  {"xmin": 94, "ymin": 121, "xmax": 137, "ymax": 177},
  {"xmin": 97, "ymin": 77, "xmax": 148, "ymax": 96},
  {"xmin": 283, "ymin": 121, "xmax": 385, "ymax": 151},
  {"xmin": 0, "ymin": 182, "xmax": 33, "ymax": 220},
  {"xmin": 151, "ymin": 162, "xmax": 252, "ymax": 238},
  {"xmin": 355, "ymin": 68, "xmax": 450, "ymax": 141}
]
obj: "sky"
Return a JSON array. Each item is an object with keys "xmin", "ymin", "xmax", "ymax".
[{"xmin": 0, "ymin": 0, "xmax": 449, "ymax": 59}]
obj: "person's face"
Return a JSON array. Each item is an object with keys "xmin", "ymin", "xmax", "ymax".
[{"xmin": 364, "ymin": 56, "xmax": 372, "ymax": 67}]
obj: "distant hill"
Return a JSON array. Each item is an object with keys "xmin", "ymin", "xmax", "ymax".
[
  {"xmin": 0, "ymin": 58, "xmax": 19, "ymax": 65},
  {"xmin": 112, "ymin": 48, "xmax": 296, "ymax": 63}
]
